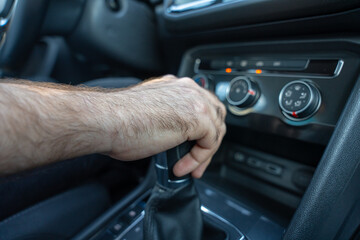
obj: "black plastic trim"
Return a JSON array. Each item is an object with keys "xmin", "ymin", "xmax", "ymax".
[
  {"xmin": 284, "ymin": 74, "xmax": 360, "ymax": 239},
  {"xmin": 71, "ymin": 163, "xmax": 156, "ymax": 240},
  {"xmin": 162, "ymin": 0, "xmax": 360, "ymax": 32}
]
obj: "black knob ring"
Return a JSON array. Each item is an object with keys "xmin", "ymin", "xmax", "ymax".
[
  {"xmin": 226, "ymin": 76, "xmax": 259, "ymax": 108},
  {"xmin": 279, "ymin": 80, "xmax": 322, "ymax": 121}
]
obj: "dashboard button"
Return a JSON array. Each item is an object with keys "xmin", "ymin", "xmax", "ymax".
[
  {"xmin": 247, "ymin": 157, "xmax": 263, "ymax": 168},
  {"xmin": 279, "ymin": 80, "xmax": 321, "ymax": 120},
  {"xmin": 265, "ymin": 163, "xmax": 283, "ymax": 176},
  {"xmin": 225, "ymin": 60, "xmax": 235, "ymax": 67},
  {"xmin": 272, "ymin": 61, "xmax": 282, "ymax": 67},
  {"xmin": 193, "ymin": 74, "xmax": 209, "ymax": 89},
  {"xmin": 226, "ymin": 76, "xmax": 260, "ymax": 108},
  {"xmin": 234, "ymin": 152, "xmax": 246, "ymax": 163},
  {"xmin": 120, "ymin": 205, "xmax": 143, "ymax": 225},
  {"xmin": 109, "ymin": 222, "xmax": 126, "ymax": 235},
  {"xmin": 292, "ymin": 169, "xmax": 314, "ymax": 190},
  {"xmin": 238, "ymin": 60, "xmax": 248, "ymax": 68}
]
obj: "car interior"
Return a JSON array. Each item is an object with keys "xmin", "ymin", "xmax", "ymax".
[{"xmin": 0, "ymin": 0, "xmax": 360, "ymax": 239}]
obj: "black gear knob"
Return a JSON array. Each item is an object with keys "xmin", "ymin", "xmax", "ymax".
[{"xmin": 154, "ymin": 141, "xmax": 195, "ymax": 189}]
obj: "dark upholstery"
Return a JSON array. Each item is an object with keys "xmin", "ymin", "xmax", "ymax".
[{"xmin": 0, "ymin": 183, "xmax": 110, "ymax": 240}]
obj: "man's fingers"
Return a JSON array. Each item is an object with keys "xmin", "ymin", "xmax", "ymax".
[
  {"xmin": 191, "ymin": 157, "xmax": 212, "ymax": 179},
  {"xmin": 164, "ymin": 76, "xmax": 227, "ymax": 178},
  {"xmin": 173, "ymin": 144, "xmax": 214, "ymax": 177},
  {"xmin": 174, "ymin": 122, "xmax": 226, "ymax": 177}
]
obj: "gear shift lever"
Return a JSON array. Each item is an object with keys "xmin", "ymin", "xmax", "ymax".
[
  {"xmin": 144, "ymin": 141, "xmax": 203, "ymax": 240},
  {"xmin": 154, "ymin": 141, "xmax": 194, "ymax": 189}
]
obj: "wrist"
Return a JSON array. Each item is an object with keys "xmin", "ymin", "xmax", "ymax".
[
  {"xmin": 53, "ymin": 90, "xmax": 115, "ymax": 156},
  {"xmin": 85, "ymin": 91, "xmax": 119, "ymax": 155},
  {"xmin": 90, "ymin": 90, "xmax": 129, "ymax": 155}
]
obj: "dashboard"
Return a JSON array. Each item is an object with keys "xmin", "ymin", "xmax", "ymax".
[
  {"xmin": 179, "ymin": 40, "xmax": 360, "ymax": 146},
  {"xmin": 175, "ymin": 39, "xmax": 360, "ymax": 209}
]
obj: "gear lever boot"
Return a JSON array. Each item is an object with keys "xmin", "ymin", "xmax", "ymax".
[{"xmin": 144, "ymin": 142, "xmax": 203, "ymax": 240}]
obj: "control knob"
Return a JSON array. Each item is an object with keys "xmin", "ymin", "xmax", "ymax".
[
  {"xmin": 279, "ymin": 80, "xmax": 321, "ymax": 120},
  {"xmin": 226, "ymin": 76, "xmax": 260, "ymax": 108},
  {"xmin": 193, "ymin": 74, "xmax": 209, "ymax": 89}
]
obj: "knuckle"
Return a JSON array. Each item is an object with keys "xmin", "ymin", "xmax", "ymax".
[
  {"xmin": 163, "ymin": 74, "xmax": 176, "ymax": 79},
  {"xmin": 180, "ymin": 77, "xmax": 196, "ymax": 86},
  {"xmin": 193, "ymin": 101, "xmax": 209, "ymax": 115}
]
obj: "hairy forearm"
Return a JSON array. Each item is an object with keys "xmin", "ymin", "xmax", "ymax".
[
  {"xmin": 0, "ymin": 76, "xmax": 226, "ymax": 178},
  {"xmin": 0, "ymin": 80, "xmax": 115, "ymax": 175}
]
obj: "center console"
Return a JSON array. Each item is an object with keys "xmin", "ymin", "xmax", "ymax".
[
  {"xmin": 73, "ymin": 172, "xmax": 285, "ymax": 240},
  {"xmin": 72, "ymin": 39, "xmax": 360, "ymax": 240}
]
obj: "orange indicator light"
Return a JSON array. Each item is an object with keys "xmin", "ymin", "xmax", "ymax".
[
  {"xmin": 225, "ymin": 68, "xmax": 232, "ymax": 73},
  {"xmin": 255, "ymin": 69, "xmax": 262, "ymax": 74}
]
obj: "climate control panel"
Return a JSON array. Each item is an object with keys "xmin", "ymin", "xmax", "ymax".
[
  {"xmin": 181, "ymin": 40, "xmax": 360, "ymax": 145},
  {"xmin": 192, "ymin": 72, "xmax": 325, "ymax": 119},
  {"xmin": 193, "ymin": 74, "xmax": 323, "ymax": 122}
]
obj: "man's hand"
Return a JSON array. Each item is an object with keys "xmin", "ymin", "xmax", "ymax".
[
  {"xmin": 0, "ymin": 76, "xmax": 226, "ymax": 177},
  {"xmin": 108, "ymin": 75, "xmax": 226, "ymax": 178}
]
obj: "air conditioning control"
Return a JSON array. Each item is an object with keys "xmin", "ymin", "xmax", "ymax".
[
  {"xmin": 193, "ymin": 74, "xmax": 209, "ymax": 89},
  {"xmin": 226, "ymin": 76, "xmax": 260, "ymax": 108},
  {"xmin": 279, "ymin": 80, "xmax": 321, "ymax": 120}
]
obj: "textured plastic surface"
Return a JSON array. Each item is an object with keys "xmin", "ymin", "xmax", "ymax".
[
  {"xmin": 0, "ymin": 0, "xmax": 49, "ymax": 71},
  {"xmin": 68, "ymin": 0, "xmax": 162, "ymax": 71},
  {"xmin": 41, "ymin": 0, "xmax": 85, "ymax": 35},
  {"xmin": 162, "ymin": 0, "xmax": 360, "ymax": 32}
]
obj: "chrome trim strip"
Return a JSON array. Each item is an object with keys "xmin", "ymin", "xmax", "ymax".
[
  {"xmin": 194, "ymin": 58, "xmax": 201, "ymax": 73},
  {"xmin": 0, "ymin": 0, "xmax": 17, "ymax": 29},
  {"xmin": 167, "ymin": 0, "xmax": 216, "ymax": 13},
  {"xmin": 155, "ymin": 163, "xmax": 168, "ymax": 170},
  {"xmin": 168, "ymin": 178, "xmax": 190, "ymax": 184},
  {"xmin": 334, "ymin": 59, "xmax": 344, "ymax": 77}
]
